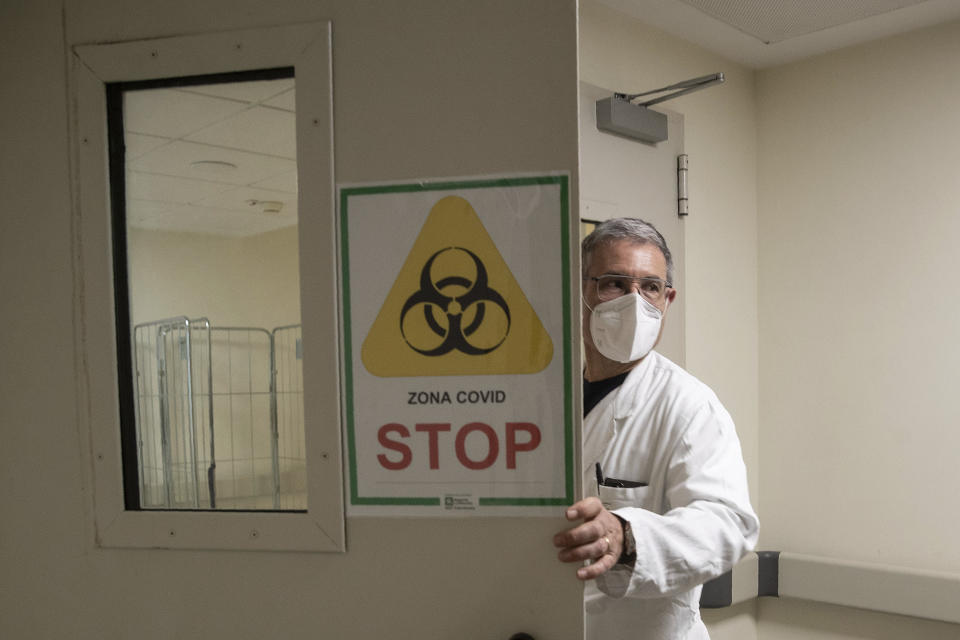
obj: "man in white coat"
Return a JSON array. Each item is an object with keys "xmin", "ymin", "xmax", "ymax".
[{"xmin": 553, "ymin": 218, "xmax": 759, "ymax": 639}]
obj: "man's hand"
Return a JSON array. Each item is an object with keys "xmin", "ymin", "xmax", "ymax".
[{"xmin": 553, "ymin": 497, "xmax": 625, "ymax": 580}]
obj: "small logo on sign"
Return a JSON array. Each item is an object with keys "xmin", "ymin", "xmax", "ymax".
[{"xmin": 443, "ymin": 493, "xmax": 477, "ymax": 511}]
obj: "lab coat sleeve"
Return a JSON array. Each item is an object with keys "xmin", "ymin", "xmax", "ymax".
[{"xmin": 596, "ymin": 400, "xmax": 759, "ymax": 599}]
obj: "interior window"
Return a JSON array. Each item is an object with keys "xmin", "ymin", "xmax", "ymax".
[{"xmin": 108, "ymin": 68, "xmax": 306, "ymax": 511}]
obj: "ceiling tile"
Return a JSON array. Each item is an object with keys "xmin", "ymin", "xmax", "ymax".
[
  {"xmin": 252, "ymin": 170, "xmax": 298, "ymax": 193},
  {"xmin": 264, "ymin": 88, "xmax": 296, "ymax": 111},
  {"xmin": 124, "ymin": 89, "xmax": 248, "ymax": 139},
  {"xmin": 197, "ymin": 185, "xmax": 299, "ymax": 220},
  {"xmin": 128, "ymin": 140, "xmax": 296, "ymax": 187},
  {"xmin": 129, "ymin": 203, "xmax": 295, "ymax": 237},
  {"xmin": 126, "ymin": 198, "xmax": 174, "ymax": 225},
  {"xmin": 183, "ymin": 78, "xmax": 294, "ymax": 105},
  {"xmin": 596, "ymin": 0, "xmax": 960, "ymax": 68},
  {"xmin": 185, "ymin": 105, "xmax": 296, "ymax": 158},
  {"xmin": 125, "ymin": 133, "xmax": 171, "ymax": 160},
  {"xmin": 677, "ymin": 0, "xmax": 930, "ymax": 44},
  {"xmin": 126, "ymin": 171, "xmax": 235, "ymax": 204}
]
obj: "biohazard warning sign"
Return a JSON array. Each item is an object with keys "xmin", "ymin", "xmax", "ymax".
[
  {"xmin": 361, "ymin": 195, "xmax": 553, "ymax": 377},
  {"xmin": 339, "ymin": 175, "xmax": 574, "ymax": 515}
]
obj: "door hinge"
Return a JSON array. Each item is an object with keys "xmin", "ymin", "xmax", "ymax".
[{"xmin": 677, "ymin": 154, "xmax": 689, "ymax": 217}]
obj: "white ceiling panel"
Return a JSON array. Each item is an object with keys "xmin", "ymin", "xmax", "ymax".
[
  {"xmin": 253, "ymin": 170, "xmax": 298, "ymax": 193},
  {"xmin": 600, "ymin": 0, "xmax": 960, "ymax": 68},
  {"xmin": 183, "ymin": 78, "xmax": 294, "ymax": 105},
  {"xmin": 126, "ymin": 171, "xmax": 235, "ymax": 204},
  {"xmin": 125, "ymin": 133, "xmax": 170, "ymax": 160},
  {"xmin": 678, "ymin": 0, "xmax": 929, "ymax": 44},
  {"xmin": 264, "ymin": 88, "xmax": 296, "ymax": 111},
  {"xmin": 121, "ymin": 74, "xmax": 302, "ymax": 237},
  {"xmin": 197, "ymin": 185, "xmax": 298, "ymax": 219},
  {"xmin": 130, "ymin": 203, "xmax": 295, "ymax": 237},
  {"xmin": 126, "ymin": 198, "xmax": 175, "ymax": 224},
  {"xmin": 185, "ymin": 105, "xmax": 296, "ymax": 158},
  {"xmin": 128, "ymin": 140, "xmax": 296, "ymax": 186},
  {"xmin": 124, "ymin": 89, "xmax": 249, "ymax": 139}
]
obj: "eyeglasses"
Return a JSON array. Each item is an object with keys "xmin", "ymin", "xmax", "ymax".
[{"xmin": 586, "ymin": 274, "xmax": 672, "ymax": 304}]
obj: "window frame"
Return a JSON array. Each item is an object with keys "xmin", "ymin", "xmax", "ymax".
[{"xmin": 72, "ymin": 22, "xmax": 344, "ymax": 551}]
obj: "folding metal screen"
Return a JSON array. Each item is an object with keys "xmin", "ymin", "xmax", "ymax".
[
  {"xmin": 133, "ymin": 318, "xmax": 305, "ymax": 510},
  {"xmin": 273, "ymin": 325, "xmax": 306, "ymax": 510}
]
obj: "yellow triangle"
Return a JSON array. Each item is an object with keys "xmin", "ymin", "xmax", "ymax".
[{"xmin": 361, "ymin": 195, "xmax": 553, "ymax": 377}]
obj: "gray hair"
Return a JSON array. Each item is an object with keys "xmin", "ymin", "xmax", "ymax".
[{"xmin": 581, "ymin": 218, "xmax": 674, "ymax": 284}]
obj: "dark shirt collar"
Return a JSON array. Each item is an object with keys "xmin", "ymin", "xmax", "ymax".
[{"xmin": 583, "ymin": 371, "xmax": 629, "ymax": 417}]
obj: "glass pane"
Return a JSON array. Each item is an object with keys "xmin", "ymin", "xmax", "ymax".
[{"xmin": 118, "ymin": 71, "xmax": 305, "ymax": 510}]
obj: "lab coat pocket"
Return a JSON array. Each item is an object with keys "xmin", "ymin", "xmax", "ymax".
[{"xmin": 599, "ymin": 484, "xmax": 652, "ymax": 511}]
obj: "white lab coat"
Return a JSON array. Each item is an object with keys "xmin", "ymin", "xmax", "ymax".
[{"xmin": 583, "ymin": 350, "xmax": 759, "ymax": 639}]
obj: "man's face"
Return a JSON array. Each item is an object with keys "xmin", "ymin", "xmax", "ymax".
[{"xmin": 582, "ymin": 239, "xmax": 676, "ymax": 356}]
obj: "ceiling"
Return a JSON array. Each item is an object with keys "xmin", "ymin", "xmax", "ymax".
[
  {"xmin": 126, "ymin": 2, "xmax": 960, "ymax": 238},
  {"xmin": 124, "ymin": 77, "xmax": 297, "ymax": 238},
  {"xmin": 597, "ymin": 0, "xmax": 960, "ymax": 68}
]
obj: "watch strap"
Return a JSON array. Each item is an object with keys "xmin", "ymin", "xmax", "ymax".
[{"xmin": 613, "ymin": 513, "xmax": 637, "ymax": 566}]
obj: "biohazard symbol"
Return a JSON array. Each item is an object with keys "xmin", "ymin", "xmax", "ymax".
[
  {"xmin": 400, "ymin": 247, "xmax": 510, "ymax": 356},
  {"xmin": 361, "ymin": 195, "xmax": 553, "ymax": 377}
]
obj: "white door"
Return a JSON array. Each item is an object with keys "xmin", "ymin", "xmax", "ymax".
[
  {"xmin": 579, "ymin": 82, "xmax": 686, "ymax": 366},
  {"xmin": 73, "ymin": 21, "xmax": 585, "ymax": 640},
  {"xmin": 66, "ymin": 5, "xmax": 583, "ymax": 640}
]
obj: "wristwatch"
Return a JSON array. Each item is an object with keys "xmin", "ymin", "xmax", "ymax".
[{"xmin": 614, "ymin": 514, "xmax": 637, "ymax": 566}]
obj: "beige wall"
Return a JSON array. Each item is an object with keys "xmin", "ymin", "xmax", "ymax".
[
  {"xmin": 756, "ymin": 18, "xmax": 960, "ymax": 638},
  {"xmin": 0, "ymin": 1, "xmax": 580, "ymax": 638},
  {"xmin": 128, "ymin": 226, "xmax": 301, "ymax": 328},
  {"xmin": 757, "ymin": 19, "xmax": 960, "ymax": 573}
]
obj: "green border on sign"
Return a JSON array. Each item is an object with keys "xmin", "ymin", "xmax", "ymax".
[{"xmin": 339, "ymin": 175, "xmax": 574, "ymax": 507}]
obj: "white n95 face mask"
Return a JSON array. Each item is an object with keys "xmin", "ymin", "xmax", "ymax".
[{"xmin": 589, "ymin": 293, "xmax": 663, "ymax": 363}]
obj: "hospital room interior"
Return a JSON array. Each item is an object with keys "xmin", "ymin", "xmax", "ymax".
[{"xmin": 3, "ymin": 1, "xmax": 960, "ymax": 638}]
